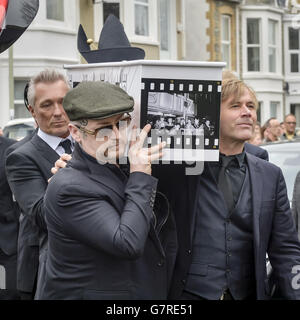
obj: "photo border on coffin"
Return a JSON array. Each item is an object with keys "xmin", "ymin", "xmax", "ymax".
[{"xmin": 140, "ymin": 77, "xmax": 221, "ymax": 168}]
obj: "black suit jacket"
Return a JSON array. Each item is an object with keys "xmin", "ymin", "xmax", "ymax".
[
  {"xmin": 0, "ymin": 136, "xmax": 19, "ymax": 256},
  {"xmin": 153, "ymin": 151, "xmax": 300, "ymax": 300},
  {"xmin": 41, "ymin": 144, "xmax": 177, "ymax": 300},
  {"xmin": 292, "ymin": 171, "xmax": 300, "ymax": 240},
  {"xmin": 5, "ymin": 133, "xmax": 60, "ymax": 293},
  {"xmin": 244, "ymin": 142, "xmax": 269, "ymax": 161}
]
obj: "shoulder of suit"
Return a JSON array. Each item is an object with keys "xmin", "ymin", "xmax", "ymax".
[
  {"xmin": 246, "ymin": 151, "xmax": 280, "ymax": 173},
  {"xmin": 0, "ymin": 136, "xmax": 16, "ymax": 148}
]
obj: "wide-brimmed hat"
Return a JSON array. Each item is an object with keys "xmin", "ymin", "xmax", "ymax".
[
  {"xmin": 0, "ymin": 0, "xmax": 39, "ymax": 54},
  {"xmin": 77, "ymin": 14, "xmax": 145, "ymax": 64}
]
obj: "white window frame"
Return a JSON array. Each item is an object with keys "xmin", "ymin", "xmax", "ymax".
[
  {"xmin": 46, "ymin": 0, "xmax": 64, "ymax": 22},
  {"xmin": 221, "ymin": 14, "xmax": 231, "ymax": 70},
  {"xmin": 123, "ymin": 0, "xmax": 158, "ymax": 45},
  {"xmin": 29, "ymin": 0, "xmax": 77, "ymax": 33},
  {"xmin": 159, "ymin": 0, "xmax": 177, "ymax": 60},
  {"xmin": 268, "ymin": 19, "xmax": 278, "ymax": 73},
  {"xmin": 246, "ymin": 17, "xmax": 261, "ymax": 72},
  {"xmin": 270, "ymin": 101, "xmax": 280, "ymax": 118},
  {"xmin": 93, "ymin": 0, "xmax": 120, "ymax": 42},
  {"xmin": 242, "ymin": 8, "xmax": 282, "ymax": 77}
]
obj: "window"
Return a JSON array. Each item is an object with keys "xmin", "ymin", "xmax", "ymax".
[
  {"xmin": 160, "ymin": 0, "xmax": 169, "ymax": 52},
  {"xmin": 159, "ymin": 0, "xmax": 176, "ymax": 60},
  {"xmin": 270, "ymin": 101, "xmax": 279, "ymax": 118},
  {"xmin": 289, "ymin": 27, "xmax": 300, "ymax": 73},
  {"xmin": 134, "ymin": 0, "xmax": 149, "ymax": 36},
  {"xmin": 268, "ymin": 20, "xmax": 277, "ymax": 72},
  {"xmin": 14, "ymin": 80, "xmax": 31, "ymax": 119},
  {"xmin": 46, "ymin": 0, "xmax": 64, "ymax": 21},
  {"xmin": 221, "ymin": 15, "xmax": 231, "ymax": 69},
  {"xmin": 103, "ymin": 1, "xmax": 120, "ymax": 23},
  {"xmin": 247, "ymin": 18, "xmax": 260, "ymax": 71},
  {"xmin": 257, "ymin": 101, "xmax": 262, "ymax": 123},
  {"xmin": 291, "ymin": 104, "xmax": 300, "ymax": 127}
]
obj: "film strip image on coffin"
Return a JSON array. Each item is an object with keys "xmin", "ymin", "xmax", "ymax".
[{"xmin": 140, "ymin": 78, "xmax": 221, "ymax": 152}]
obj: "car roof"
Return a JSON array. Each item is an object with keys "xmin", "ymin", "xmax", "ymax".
[
  {"xmin": 4, "ymin": 118, "xmax": 35, "ymax": 127},
  {"xmin": 260, "ymin": 139, "xmax": 300, "ymax": 151}
]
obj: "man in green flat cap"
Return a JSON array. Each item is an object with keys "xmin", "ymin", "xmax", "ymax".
[{"xmin": 39, "ymin": 81, "xmax": 177, "ymax": 300}]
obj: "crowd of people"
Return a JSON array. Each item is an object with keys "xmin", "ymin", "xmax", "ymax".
[
  {"xmin": 1, "ymin": 68, "xmax": 300, "ymax": 301},
  {"xmin": 152, "ymin": 116, "xmax": 215, "ymax": 137},
  {"xmin": 248, "ymin": 113, "xmax": 300, "ymax": 146}
]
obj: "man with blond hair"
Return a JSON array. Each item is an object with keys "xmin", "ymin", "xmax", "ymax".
[
  {"xmin": 6, "ymin": 69, "xmax": 73, "ymax": 299},
  {"xmin": 154, "ymin": 77, "xmax": 300, "ymax": 300}
]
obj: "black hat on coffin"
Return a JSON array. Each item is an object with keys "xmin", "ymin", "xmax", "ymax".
[
  {"xmin": 0, "ymin": 0, "xmax": 39, "ymax": 54},
  {"xmin": 77, "ymin": 14, "xmax": 145, "ymax": 63}
]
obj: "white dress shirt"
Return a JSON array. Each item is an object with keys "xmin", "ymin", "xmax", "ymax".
[{"xmin": 37, "ymin": 128, "xmax": 74, "ymax": 156}]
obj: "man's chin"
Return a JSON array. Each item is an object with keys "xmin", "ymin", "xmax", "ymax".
[{"xmin": 50, "ymin": 127, "xmax": 70, "ymax": 138}]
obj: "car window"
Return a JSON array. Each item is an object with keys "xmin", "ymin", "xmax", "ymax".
[{"xmin": 3, "ymin": 124, "xmax": 35, "ymax": 141}]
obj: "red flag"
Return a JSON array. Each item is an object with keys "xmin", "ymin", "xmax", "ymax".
[{"xmin": 0, "ymin": 0, "xmax": 8, "ymax": 32}]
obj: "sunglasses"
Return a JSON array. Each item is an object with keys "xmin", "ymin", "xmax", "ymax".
[
  {"xmin": 76, "ymin": 114, "xmax": 132, "ymax": 137},
  {"xmin": 286, "ymin": 122, "xmax": 296, "ymax": 125}
]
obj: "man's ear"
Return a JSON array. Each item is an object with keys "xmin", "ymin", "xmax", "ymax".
[
  {"xmin": 28, "ymin": 105, "xmax": 35, "ymax": 118},
  {"xmin": 68, "ymin": 124, "xmax": 81, "ymax": 143}
]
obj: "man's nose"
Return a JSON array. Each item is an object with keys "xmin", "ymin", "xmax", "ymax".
[
  {"xmin": 241, "ymin": 105, "xmax": 252, "ymax": 115},
  {"xmin": 53, "ymin": 103, "xmax": 64, "ymax": 116}
]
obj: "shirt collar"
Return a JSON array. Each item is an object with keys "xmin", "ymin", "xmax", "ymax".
[
  {"xmin": 219, "ymin": 149, "xmax": 246, "ymax": 168},
  {"xmin": 37, "ymin": 128, "xmax": 73, "ymax": 151}
]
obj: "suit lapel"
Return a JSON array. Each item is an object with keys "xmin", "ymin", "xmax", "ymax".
[
  {"xmin": 246, "ymin": 152, "xmax": 262, "ymax": 264},
  {"xmin": 30, "ymin": 133, "xmax": 60, "ymax": 166}
]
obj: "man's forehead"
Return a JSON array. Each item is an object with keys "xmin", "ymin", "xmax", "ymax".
[
  {"xmin": 285, "ymin": 115, "xmax": 296, "ymax": 121},
  {"xmin": 270, "ymin": 119, "xmax": 280, "ymax": 126}
]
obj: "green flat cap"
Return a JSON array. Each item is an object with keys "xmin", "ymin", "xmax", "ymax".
[{"xmin": 63, "ymin": 81, "xmax": 134, "ymax": 121}]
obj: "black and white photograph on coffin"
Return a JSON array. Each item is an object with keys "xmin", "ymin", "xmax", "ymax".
[{"xmin": 140, "ymin": 78, "xmax": 221, "ymax": 162}]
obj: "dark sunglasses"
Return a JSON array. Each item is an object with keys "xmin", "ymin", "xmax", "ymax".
[{"xmin": 76, "ymin": 114, "xmax": 132, "ymax": 137}]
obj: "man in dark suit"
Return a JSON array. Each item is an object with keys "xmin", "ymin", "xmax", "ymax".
[
  {"xmin": 40, "ymin": 81, "xmax": 176, "ymax": 300},
  {"xmin": 5, "ymin": 69, "xmax": 73, "ymax": 299},
  {"xmin": 292, "ymin": 171, "xmax": 300, "ymax": 240},
  {"xmin": 0, "ymin": 136, "xmax": 20, "ymax": 299},
  {"xmin": 154, "ymin": 77, "xmax": 300, "ymax": 300},
  {"xmin": 244, "ymin": 142, "xmax": 268, "ymax": 161}
]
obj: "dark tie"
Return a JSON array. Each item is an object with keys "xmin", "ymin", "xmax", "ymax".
[
  {"xmin": 218, "ymin": 156, "xmax": 234, "ymax": 213},
  {"xmin": 59, "ymin": 139, "xmax": 72, "ymax": 154}
]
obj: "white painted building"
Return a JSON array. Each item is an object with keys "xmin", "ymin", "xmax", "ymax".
[
  {"xmin": 241, "ymin": 2, "xmax": 285, "ymax": 124},
  {"xmin": 283, "ymin": 1, "xmax": 300, "ymax": 125},
  {"xmin": 0, "ymin": 0, "xmax": 80, "ymax": 128},
  {"xmin": 1, "ymin": 0, "xmax": 299, "ymax": 128}
]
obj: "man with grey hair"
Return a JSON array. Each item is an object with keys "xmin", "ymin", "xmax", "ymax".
[{"xmin": 6, "ymin": 68, "xmax": 73, "ymax": 299}]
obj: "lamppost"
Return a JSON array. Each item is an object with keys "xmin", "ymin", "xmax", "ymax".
[{"xmin": 8, "ymin": 45, "xmax": 14, "ymax": 119}]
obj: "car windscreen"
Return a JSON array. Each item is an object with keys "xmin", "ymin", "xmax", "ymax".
[{"xmin": 3, "ymin": 124, "xmax": 35, "ymax": 141}]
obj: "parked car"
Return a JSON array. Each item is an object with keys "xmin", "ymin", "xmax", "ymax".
[
  {"xmin": 3, "ymin": 118, "xmax": 36, "ymax": 141},
  {"xmin": 260, "ymin": 139, "xmax": 300, "ymax": 204}
]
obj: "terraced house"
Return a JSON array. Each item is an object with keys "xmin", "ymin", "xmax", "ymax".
[{"xmin": 0, "ymin": 0, "xmax": 299, "ymax": 128}]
